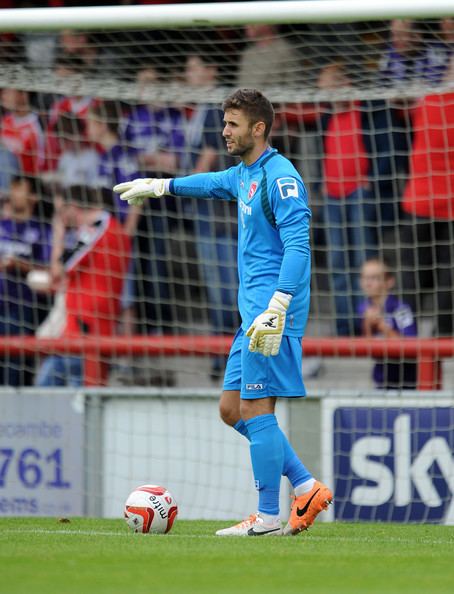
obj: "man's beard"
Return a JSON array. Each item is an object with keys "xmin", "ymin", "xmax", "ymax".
[{"xmin": 230, "ymin": 138, "xmax": 254, "ymax": 157}]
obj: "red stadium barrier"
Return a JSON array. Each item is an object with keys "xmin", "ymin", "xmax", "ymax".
[{"xmin": 0, "ymin": 336, "xmax": 451, "ymax": 390}]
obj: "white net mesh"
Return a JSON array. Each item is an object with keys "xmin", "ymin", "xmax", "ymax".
[
  {"xmin": 1, "ymin": 19, "xmax": 453, "ymax": 100},
  {"xmin": 0, "ymin": 7, "xmax": 453, "ymax": 390}
]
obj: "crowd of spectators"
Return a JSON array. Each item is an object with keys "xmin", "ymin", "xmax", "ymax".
[{"xmin": 0, "ymin": 15, "xmax": 453, "ymax": 389}]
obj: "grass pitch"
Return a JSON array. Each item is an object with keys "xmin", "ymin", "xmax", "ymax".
[{"xmin": 1, "ymin": 518, "xmax": 453, "ymax": 594}]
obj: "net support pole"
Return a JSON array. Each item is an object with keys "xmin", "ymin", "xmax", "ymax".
[
  {"xmin": 80, "ymin": 338, "xmax": 443, "ymax": 389},
  {"xmin": 418, "ymin": 356, "xmax": 442, "ymax": 390},
  {"xmin": 84, "ymin": 356, "xmax": 109, "ymax": 387},
  {"xmin": 0, "ymin": 336, "xmax": 451, "ymax": 389}
]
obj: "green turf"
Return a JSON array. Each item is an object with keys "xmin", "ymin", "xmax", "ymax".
[{"xmin": 1, "ymin": 518, "xmax": 453, "ymax": 594}]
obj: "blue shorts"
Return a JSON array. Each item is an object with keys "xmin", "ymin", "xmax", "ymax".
[{"xmin": 223, "ymin": 328, "xmax": 306, "ymax": 399}]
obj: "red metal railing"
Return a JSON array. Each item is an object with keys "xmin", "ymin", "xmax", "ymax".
[{"xmin": 0, "ymin": 335, "xmax": 452, "ymax": 390}]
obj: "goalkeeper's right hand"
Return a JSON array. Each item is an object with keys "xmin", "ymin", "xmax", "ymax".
[{"xmin": 113, "ymin": 178, "xmax": 170, "ymax": 206}]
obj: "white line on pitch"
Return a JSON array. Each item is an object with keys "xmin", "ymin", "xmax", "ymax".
[{"xmin": 0, "ymin": 529, "xmax": 216, "ymax": 538}]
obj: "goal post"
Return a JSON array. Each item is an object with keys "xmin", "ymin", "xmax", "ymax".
[{"xmin": 1, "ymin": 0, "xmax": 454, "ymax": 31}]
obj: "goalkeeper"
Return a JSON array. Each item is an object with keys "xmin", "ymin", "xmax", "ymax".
[{"xmin": 114, "ymin": 88, "xmax": 332, "ymax": 537}]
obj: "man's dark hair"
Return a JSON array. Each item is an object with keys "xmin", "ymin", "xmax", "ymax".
[
  {"xmin": 55, "ymin": 113, "xmax": 85, "ymax": 138},
  {"xmin": 89, "ymin": 101, "xmax": 121, "ymax": 136},
  {"xmin": 363, "ymin": 257, "xmax": 395, "ymax": 281},
  {"xmin": 222, "ymin": 88, "xmax": 275, "ymax": 139},
  {"xmin": 63, "ymin": 185, "xmax": 105, "ymax": 209},
  {"xmin": 11, "ymin": 174, "xmax": 41, "ymax": 196},
  {"xmin": 11, "ymin": 175, "xmax": 53, "ymax": 220}
]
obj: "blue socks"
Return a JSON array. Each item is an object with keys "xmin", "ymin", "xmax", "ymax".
[
  {"xmin": 233, "ymin": 419, "xmax": 250, "ymax": 439},
  {"xmin": 234, "ymin": 414, "xmax": 313, "ymax": 514},
  {"xmin": 279, "ymin": 426, "xmax": 312, "ymax": 488},
  {"xmin": 245, "ymin": 414, "xmax": 283, "ymax": 516}
]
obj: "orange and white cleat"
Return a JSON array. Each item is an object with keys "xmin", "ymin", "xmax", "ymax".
[
  {"xmin": 283, "ymin": 481, "xmax": 333, "ymax": 536},
  {"xmin": 215, "ymin": 513, "xmax": 283, "ymax": 536}
]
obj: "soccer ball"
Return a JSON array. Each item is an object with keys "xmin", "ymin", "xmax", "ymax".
[{"xmin": 124, "ymin": 484, "xmax": 178, "ymax": 534}]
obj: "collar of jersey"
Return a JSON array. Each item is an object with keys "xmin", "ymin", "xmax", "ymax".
[{"xmin": 245, "ymin": 146, "xmax": 277, "ymax": 170}]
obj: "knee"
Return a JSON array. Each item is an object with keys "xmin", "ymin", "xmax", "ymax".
[{"xmin": 219, "ymin": 399, "xmax": 238, "ymax": 427}]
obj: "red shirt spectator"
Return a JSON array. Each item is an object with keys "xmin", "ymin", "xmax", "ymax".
[
  {"xmin": 48, "ymin": 96, "xmax": 96, "ymax": 131},
  {"xmin": 399, "ymin": 59, "xmax": 454, "ymax": 336},
  {"xmin": 63, "ymin": 210, "xmax": 131, "ymax": 337},
  {"xmin": 323, "ymin": 106, "xmax": 369, "ymax": 198},
  {"xmin": 45, "ymin": 95, "xmax": 99, "ymax": 171},
  {"xmin": 0, "ymin": 89, "xmax": 44, "ymax": 175},
  {"xmin": 401, "ymin": 91, "xmax": 454, "ymax": 219}
]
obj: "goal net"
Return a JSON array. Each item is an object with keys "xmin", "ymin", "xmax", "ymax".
[
  {"xmin": 0, "ymin": 0, "xmax": 453, "ymax": 393},
  {"xmin": 1, "ymin": 1, "xmax": 454, "ymax": 526}
]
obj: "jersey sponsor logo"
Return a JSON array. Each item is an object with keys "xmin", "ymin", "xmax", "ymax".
[
  {"xmin": 277, "ymin": 177, "xmax": 299, "ymax": 199},
  {"xmin": 0, "ymin": 239, "xmax": 32, "ymax": 257},
  {"xmin": 239, "ymin": 199, "xmax": 252, "ymax": 229},
  {"xmin": 24, "ymin": 228, "xmax": 40, "ymax": 244},
  {"xmin": 394, "ymin": 306, "xmax": 414, "ymax": 330},
  {"xmin": 246, "ymin": 383, "xmax": 264, "ymax": 391},
  {"xmin": 248, "ymin": 180, "xmax": 259, "ymax": 200},
  {"xmin": 239, "ymin": 200, "xmax": 252, "ymax": 216}
]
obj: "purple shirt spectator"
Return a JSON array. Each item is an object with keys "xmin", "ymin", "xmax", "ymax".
[
  {"xmin": 380, "ymin": 43, "xmax": 450, "ymax": 85},
  {"xmin": 0, "ymin": 218, "xmax": 51, "ymax": 322},
  {"xmin": 96, "ymin": 144, "xmax": 141, "ymax": 223},
  {"xmin": 357, "ymin": 294, "xmax": 417, "ymax": 389},
  {"xmin": 122, "ymin": 105, "xmax": 185, "ymax": 159},
  {"xmin": 378, "ymin": 19, "xmax": 452, "ymax": 86}
]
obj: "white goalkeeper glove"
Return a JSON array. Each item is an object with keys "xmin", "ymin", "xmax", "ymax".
[
  {"xmin": 246, "ymin": 291, "xmax": 292, "ymax": 357},
  {"xmin": 113, "ymin": 178, "xmax": 170, "ymax": 206}
]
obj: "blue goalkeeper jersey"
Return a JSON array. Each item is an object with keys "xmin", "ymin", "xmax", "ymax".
[{"xmin": 170, "ymin": 147, "xmax": 311, "ymax": 336}]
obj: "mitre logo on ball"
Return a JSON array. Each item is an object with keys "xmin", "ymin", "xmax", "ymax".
[{"xmin": 124, "ymin": 484, "xmax": 178, "ymax": 534}]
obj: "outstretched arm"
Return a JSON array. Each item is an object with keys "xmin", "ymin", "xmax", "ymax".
[{"xmin": 113, "ymin": 169, "xmax": 237, "ymax": 205}]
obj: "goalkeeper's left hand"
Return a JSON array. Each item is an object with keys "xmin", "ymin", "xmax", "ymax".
[
  {"xmin": 113, "ymin": 178, "xmax": 170, "ymax": 206},
  {"xmin": 246, "ymin": 291, "xmax": 292, "ymax": 356}
]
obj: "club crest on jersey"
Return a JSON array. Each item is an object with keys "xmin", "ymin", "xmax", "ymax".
[
  {"xmin": 248, "ymin": 181, "xmax": 259, "ymax": 200},
  {"xmin": 277, "ymin": 177, "xmax": 298, "ymax": 199}
]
